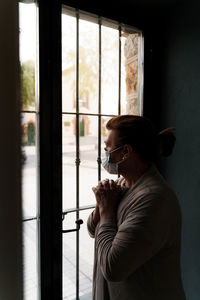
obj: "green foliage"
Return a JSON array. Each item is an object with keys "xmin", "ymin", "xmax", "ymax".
[
  {"xmin": 80, "ymin": 118, "xmax": 85, "ymax": 136},
  {"xmin": 64, "ymin": 46, "xmax": 98, "ymax": 99},
  {"xmin": 102, "ymin": 118, "xmax": 107, "ymax": 137},
  {"xmin": 27, "ymin": 123, "xmax": 35, "ymax": 145},
  {"xmin": 79, "ymin": 46, "xmax": 98, "ymax": 100},
  {"xmin": 21, "ymin": 60, "xmax": 35, "ymax": 109},
  {"xmin": 62, "ymin": 22, "xmax": 119, "ymax": 101}
]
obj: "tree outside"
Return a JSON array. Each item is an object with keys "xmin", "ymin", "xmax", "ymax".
[
  {"xmin": 21, "ymin": 59, "xmax": 35, "ymax": 110},
  {"xmin": 20, "ymin": 59, "xmax": 36, "ymax": 147}
]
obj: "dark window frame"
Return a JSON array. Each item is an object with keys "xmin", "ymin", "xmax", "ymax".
[
  {"xmin": 22, "ymin": 1, "xmax": 144, "ymax": 299},
  {"xmin": 39, "ymin": 0, "xmax": 62, "ymax": 299}
]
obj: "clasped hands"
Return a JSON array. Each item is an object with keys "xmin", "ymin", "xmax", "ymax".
[{"xmin": 92, "ymin": 179, "xmax": 122, "ymax": 223}]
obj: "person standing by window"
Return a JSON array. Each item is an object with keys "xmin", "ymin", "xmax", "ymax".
[{"xmin": 87, "ymin": 115, "xmax": 186, "ymax": 300}]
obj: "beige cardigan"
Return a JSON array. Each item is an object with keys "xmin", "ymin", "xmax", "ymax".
[{"xmin": 87, "ymin": 164, "xmax": 186, "ymax": 300}]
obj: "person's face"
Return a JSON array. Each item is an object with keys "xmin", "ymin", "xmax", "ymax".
[{"xmin": 104, "ymin": 130, "xmax": 124, "ymax": 163}]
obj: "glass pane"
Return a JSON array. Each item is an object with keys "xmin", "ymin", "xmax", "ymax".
[
  {"xmin": 79, "ymin": 116, "xmax": 98, "ymax": 207},
  {"xmin": 63, "ymin": 114, "xmax": 76, "ymax": 210},
  {"xmin": 23, "ymin": 220, "xmax": 38, "ymax": 300},
  {"xmin": 19, "ymin": 2, "xmax": 39, "ymax": 300},
  {"xmin": 19, "ymin": 3, "xmax": 37, "ymax": 111},
  {"xmin": 79, "ymin": 19, "xmax": 99, "ymax": 114},
  {"xmin": 79, "ymin": 209, "xmax": 94, "ymax": 299},
  {"xmin": 21, "ymin": 113, "xmax": 37, "ymax": 217},
  {"xmin": 63, "ymin": 212, "xmax": 76, "ymax": 300},
  {"xmin": 62, "ymin": 12, "xmax": 76, "ymax": 113},
  {"xmin": 101, "ymin": 116, "xmax": 118, "ymax": 181},
  {"xmin": 63, "ymin": 209, "xmax": 94, "ymax": 300},
  {"xmin": 101, "ymin": 25, "xmax": 119, "ymax": 115}
]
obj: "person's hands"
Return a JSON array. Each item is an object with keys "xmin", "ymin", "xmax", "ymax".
[{"xmin": 92, "ymin": 179, "xmax": 122, "ymax": 222}]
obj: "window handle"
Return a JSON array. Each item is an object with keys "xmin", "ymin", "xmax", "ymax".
[{"xmin": 62, "ymin": 219, "xmax": 83, "ymax": 233}]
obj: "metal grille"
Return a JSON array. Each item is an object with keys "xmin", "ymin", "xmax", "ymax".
[{"xmin": 62, "ymin": 6, "xmax": 144, "ymax": 300}]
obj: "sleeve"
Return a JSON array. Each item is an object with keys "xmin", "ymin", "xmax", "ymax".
[
  {"xmin": 96, "ymin": 194, "xmax": 173, "ymax": 282},
  {"xmin": 87, "ymin": 210, "xmax": 98, "ymax": 238}
]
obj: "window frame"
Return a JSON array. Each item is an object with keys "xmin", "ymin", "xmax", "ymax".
[
  {"xmin": 21, "ymin": 1, "xmax": 144, "ymax": 299},
  {"xmin": 39, "ymin": 1, "xmax": 62, "ymax": 299}
]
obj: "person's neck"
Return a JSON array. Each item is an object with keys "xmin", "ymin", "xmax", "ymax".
[{"xmin": 121, "ymin": 161, "xmax": 150, "ymax": 188}]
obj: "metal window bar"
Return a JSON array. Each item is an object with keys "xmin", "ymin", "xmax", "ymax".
[
  {"xmin": 62, "ymin": 112, "xmax": 117, "ymax": 117},
  {"xmin": 21, "ymin": 110, "xmax": 38, "ymax": 114},
  {"xmin": 22, "ymin": 216, "xmax": 38, "ymax": 222},
  {"xmin": 62, "ymin": 205, "xmax": 96, "ymax": 218},
  {"xmin": 22, "ymin": 205, "xmax": 96, "ymax": 222},
  {"xmin": 34, "ymin": 5, "xmax": 40, "ymax": 293},
  {"xmin": 75, "ymin": 9, "xmax": 80, "ymax": 300}
]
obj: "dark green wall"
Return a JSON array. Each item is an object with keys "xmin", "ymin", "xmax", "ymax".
[
  {"xmin": 158, "ymin": 1, "xmax": 200, "ymax": 299},
  {"xmin": 56, "ymin": 1, "xmax": 200, "ymax": 298}
]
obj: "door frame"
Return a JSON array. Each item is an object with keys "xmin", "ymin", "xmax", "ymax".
[{"xmin": 39, "ymin": 0, "xmax": 62, "ymax": 299}]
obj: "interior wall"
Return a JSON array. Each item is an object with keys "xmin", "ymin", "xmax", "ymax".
[
  {"xmin": 0, "ymin": 0, "xmax": 22, "ymax": 299},
  {"xmin": 158, "ymin": 1, "xmax": 200, "ymax": 299},
  {"xmin": 70, "ymin": 1, "xmax": 200, "ymax": 298}
]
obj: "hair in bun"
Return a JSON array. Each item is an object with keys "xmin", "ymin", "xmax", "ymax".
[
  {"xmin": 157, "ymin": 128, "xmax": 176, "ymax": 157},
  {"xmin": 106, "ymin": 115, "xmax": 176, "ymax": 162}
]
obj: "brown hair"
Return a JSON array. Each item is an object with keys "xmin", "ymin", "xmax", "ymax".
[{"xmin": 106, "ymin": 115, "xmax": 176, "ymax": 162}]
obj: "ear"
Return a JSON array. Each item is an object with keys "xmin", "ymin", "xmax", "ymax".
[{"xmin": 122, "ymin": 144, "xmax": 133, "ymax": 158}]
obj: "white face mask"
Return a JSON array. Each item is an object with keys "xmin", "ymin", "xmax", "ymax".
[{"xmin": 102, "ymin": 146, "xmax": 124, "ymax": 174}]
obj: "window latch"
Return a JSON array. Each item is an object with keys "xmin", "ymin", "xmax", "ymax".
[{"xmin": 62, "ymin": 218, "xmax": 83, "ymax": 233}]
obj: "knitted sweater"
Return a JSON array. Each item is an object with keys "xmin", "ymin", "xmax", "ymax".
[{"xmin": 87, "ymin": 164, "xmax": 186, "ymax": 300}]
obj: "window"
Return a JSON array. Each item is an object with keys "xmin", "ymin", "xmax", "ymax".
[
  {"xmin": 19, "ymin": 2, "xmax": 39, "ymax": 300},
  {"xmin": 20, "ymin": 2, "xmax": 143, "ymax": 300},
  {"xmin": 62, "ymin": 6, "xmax": 144, "ymax": 300}
]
